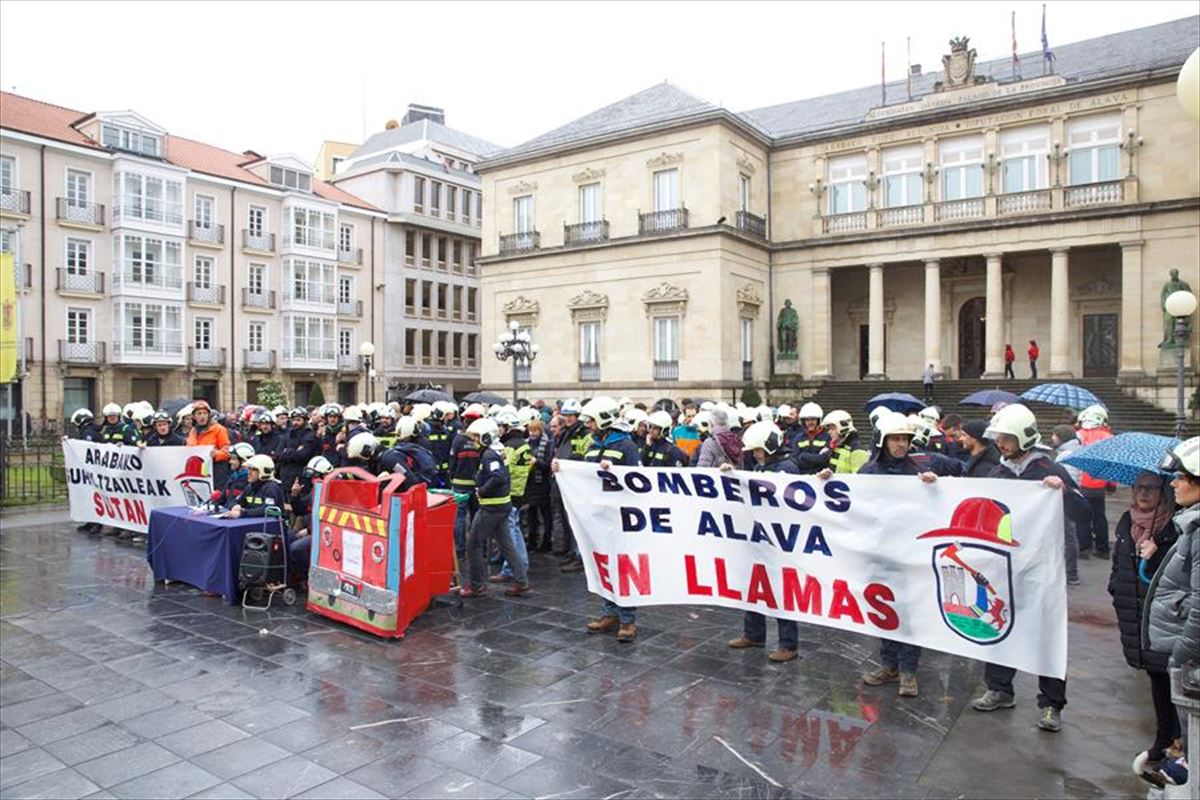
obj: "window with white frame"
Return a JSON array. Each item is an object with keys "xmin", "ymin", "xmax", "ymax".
[
  {"xmin": 579, "ymin": 183, "xmax": 601, "ymax": 223},
  {"xmin": 248, "ymin": 262, "xmax": 266, "ymax": 295},
  {"xmin": 475, "ymin": 193, "xmax": 482, "ymax": 221},
  {"xmin": 461, "ymin": 189, "xmax": 472, "ymax": 222},
  {"xmin": 338, "ymin": 328, "xmax": 353, "ymax": 357},
  {"xmin": 939, "ymin": 136, "xmax": 985, "ymax": 200},
  {"xmin": 413, "ymin": 176, "xmax": 426, "ymax": 212},
  {"xmin": 247, "ymin": 205, "xmax": 266, "ymax": 235},
  {"xmin": 654, "ymin": 316, "xmax": 679, "ymax": 362},
  {"xmin": 285, "ymin": 258, "xmax": 335, "ymax": 305},
  {"xmin": 1067, "ymin": 114, "xmax": 1121, "ymax": 185},
  {"xmin": 740, "ymin": 318, "xmax": 753, "ymax": 363},
  {"xmin": 120, "ymin": 234, "xmax": 182, "ymax": 288},
  {"xmin": 0, "ymin": 230, "xmax": 11, "ymax": 254},
  {"xmin": 513, "ymin": 195, "xmax": 533, "ymax": 234},
  {"xmin": 268, "ymin": 165, "xmax": 311, "ymax": 192},
  {"xmin": 580, "ymin": 321, "xmax": 601, "ymax": 365},
  {"xmin": 248, "ymin": 321, "xmax": 265, "ymax": 352},
  {"xmin": 193, "ymin": 255, "xmax": 214, "ymax": 288},
  {"xmin": 290, "ymin": 207, "xmax": 336, "ymax": 250},
  {"xmin": 338, "ymin": 222, "xmax": 354, "ymax": 254},
  {"xmin": 101, "ymin": 124, "xmax": 160, "ymax": 157},
  {"xmin": 430, "ymin": 181, "xmax": 442, "ymax": 215},
  {"xmin": 653, "ymin": 169, "xmax": 679, "ymax": 211},
  {"xmin": 739, "ymin": 174, "xmax": 751, "ymax": 212},
  {"xmin": 285, "ymin": 315, "xmax": 335, "ymax": 360},
  {"xmin": 1001, "ymin": 126, "xmax": 1051, "ymax": 193},
  {"xmin": 882, "ymin": 145, "xmax": 924, "ymax": 207},
  {"xmin": 119, "ymin": 172, "xmax": 183, "ymax": 224},
  {"xmin": 447, "ymin": 185, "xmax": 457, "ymax": 218},
  {"xmin": 194, "ymin": 317, "xmax": 213, "ymax": 350},
  {"xmin": 0, "ymin": 156, "xmax": 14, "ymax": 194},
  {"xmin": 827, "ymin": 154, "xmax": 868, "ymax": 214},
  {"xmin": 65, "ymin": 239, "xmax": 90, "ymax": 275},
  {"xmin": 194, "ymin": 194, "xmax": 215, "ymax": 228},
  {"xmin": 330, "ymin": 156, "xmax": 345, "ymax": 175},
  {"xmin": 67, "ymin": 308, "xmax": 91, "ymax": 343},
  {"xmin": 118, "ymin": 301, "xmax": 182, "ymax": 354},
  {"xmin": 338, "ymin": 275, "xmax": 353, "ymax": 304},
  {"xmin": 66, "ymin": 169, "xmax": 91, "ymax": 206}
]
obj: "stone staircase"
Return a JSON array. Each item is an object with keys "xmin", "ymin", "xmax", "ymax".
[{"xmin": 778, "ymin": 378, "xmax": 1191, "ymax": 438}]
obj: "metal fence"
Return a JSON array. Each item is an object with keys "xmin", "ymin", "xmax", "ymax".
[{"xmin": 0, "ymin": 434, "xmax": 69, "ymax": 507}]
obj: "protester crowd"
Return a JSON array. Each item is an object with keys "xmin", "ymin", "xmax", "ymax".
[{"xmin": 66, "ymin": 391, "xmax": 1198, "ymax": 788}]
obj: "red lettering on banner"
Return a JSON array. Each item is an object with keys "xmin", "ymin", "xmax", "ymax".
[
  {"xmin": 93, "ymin": 493, "xmax": 105, "ymax": 516},
  {"xmin": 746, "ymin": 564, "xmax": 778, "ymax": 609},
  {"xmin": 126, "ymin": 498, "xmax": 147, "ymax": 526},
  {"xmin": 593, "ymin": 552, "xmax": 613, "ymax": 592},
  {"xmin": 828, "ymin": 579, "xmax": 864, "ymax": 624},
  {"xmin": 617, "ymin": 553, "xmax": 651, "ymax": 596},
  {"xmin": 781, "ymin": 568, "xmax": 822, "ymax": 615},
  {"xmin": 684, "ymin": 555, "xmax": 713, "ymax": 596},
  {"xmin": 863, "ymin": 583, "xmax": 899, "ymax": 631},
  {"xmin": 714, "ymin": 558, "xmax": 743, "ymax": 601}
]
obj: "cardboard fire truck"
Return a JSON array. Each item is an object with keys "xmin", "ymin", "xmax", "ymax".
[{"xmin": 306, "ymin": 467, "xmax": 455, "ymax": 638}]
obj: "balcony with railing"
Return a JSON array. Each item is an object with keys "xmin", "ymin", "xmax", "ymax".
[
  {"xmin": 56, "ymin": 269, "xmax": 104, "ymax": 294},
  {"xmin": 998, "ymin": 190, "xmax": 1052, "ymax": 215},
  {"xmin": 187, "ymin": 282, "xmax": 225, "ymax": 305},
  {"xmin": 281, "ymin": 346, "xmax": 336, "ymax": 370},
  {"xmin": 1064, "ymin": 181, "xmax": 1124, "ymax": 208},
  {"xmin": 58, "ymin": 340, "xmax": 105, "ymax": 365},
  {"xmin": 337, "ymin": 299, "xmax": 363, "ymax": 317},
  {"xmin": 113, "ymin": 199, "xmax": 183, "ymax": 227},
  {"xmin": 241, "ymin": 288, "xmax": 276, "ymax": 310},
  {"xmin": 112, "ymin": 337, "xmax": 184, "ymax": 364},
  {"xmin": 499, "ymin": 231, "xmax": 540, "ymax": 255},
  {"xmin": 241, "ymin": 229, "xmax": 275, "ymax": 252},
  {"xmin": 113, "ymin": 267, "xmax": 183, "ymax": 293},
  {"xmin": 242, "ymin": 349, "xmax": 276, "ymax": 371},
  {"xmin": 653, "ymin": 360, "xmax": 679, "ymax": 381},
  {"xmin": 0, "ymin": 189, "xmax": 31, "ymax": 217},
  {"xmin": 56, "ymin": 198, "xmax": 105, "ymax": 227},
  {"xmin": 189, "ymin": 346, "xmax": 226, "ymax": 369},
  {"xmin": 579, "ymin": 362, "xmax": 601, "ymax": 382},
  {"xmin": 736, "ymin": 211, "xmax": 767, "ymax": 239},
  {"xmin": 934, "ymin": 198, "xmax": 985, "ymax": 222},
  {"xmin": 188, "ymin": 221, "xmax": 225, "ymax": 246},
  {"xmin": 639, "ymin": 207, "xmax": 688, "ymax": 235},
  {"xmin": 564, "ymin": 220, "xmax": 609, "ymax": 246},
  {"xmin": 337, "ymin": 353, "xmax": 360, "ymax": 372},
  {"xmin": 337, "ymin": 246, "xmax": 363, "ymax": 265},
  {"xmin": 878, "ymin": 205, "xmax": 924, "ymax": 227},
  {"xmin": 282, "ymin": 288, "xmax": 336, "ymax": 313},
  {"xmin": 742, "ymin": 360, "xmax": 753, "ymax": 382},
  {"xmin": 822, "ymin": 211, "xmax": 868, "ymax": 234}
]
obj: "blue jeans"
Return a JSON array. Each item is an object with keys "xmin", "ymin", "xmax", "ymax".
[
  {"xmin": 499, "ymin": 505, "xmax": 529, "ymax": 579},
  {"xmin": 453, "ymin": 498, "xmax": 472, "ymax": 555},
  {"xmin": 602, "ymin": 598, "xmax": 636, "ymax": 625},
  {"xmin": 743, "ymin": 612, "xmax": 798, "ymax": 650},
  {"xmin": 288, "ymin": 535, "xmax": 311, "ymax": 581},
  {"xmin": 879, "ymin": 639, "xmax": 921, "ymax": 672}
]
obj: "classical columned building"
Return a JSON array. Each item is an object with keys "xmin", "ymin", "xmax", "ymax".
[{"xmin": 475, "ymin": 17, "xmax": 1199, "ymax": 409}]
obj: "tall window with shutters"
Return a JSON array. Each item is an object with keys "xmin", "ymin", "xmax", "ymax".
[
  {"xmin": 881, "ymin": 145, "xmax": 923, "ymax": 207},
  {"xmin": 939, "ymin": 136, "xmax": 985, "ymax": 200},
  {"xmin": 654, "ymin": 316, "xmax": 679, "ymax": 362},
  {"xmin": 1000, "ymin": 126, "xmax": 1050, "ymax": 193},
  {"xmin": 827, "ymin": 154, "xmax": 868, "ymax": 214},
  {"xmin": 579, "ymin": 183, "xmax": 601, "ymax": 223},
  {"xmin": 513, "ymin": 195, "xmax": 533, "ymax": 234},
  {"xmin": 653, "ymin": 169, "xmax": 679, "ymax": 212},
  {"xmin": 1067, "ymin": 114, "xmax": 1121, "ymax": 185},
  {"xmin": 580, "ymin": 321, "xmax": 601, "ymax": 365}
]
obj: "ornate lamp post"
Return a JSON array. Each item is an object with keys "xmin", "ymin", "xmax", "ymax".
[
  {"xmin": 358, "ymin": 341, "xmax": 376, "ymax": 404},
  {"xmin": 492, "ymin": 320, "xmax": 538, "ymax": 405},
  {"xmin": 1164, "ymin": 290, "xmax": 1197, "ymax": 438}
]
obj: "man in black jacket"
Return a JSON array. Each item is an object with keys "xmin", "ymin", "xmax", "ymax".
[
  {"xmin": 461, "ymin": 418, "xmax": 529, "ymax": 598},
  {"xmin": 228, "ymin": 455, "xmax": 286, "ymax": 519},
  {"xmin": 251, "ymin": 411, "xmax": 284, "ymax": 461},
  {"xmin": 970, "ymin": 404, "xmax": 1090, "ymax": 733},
  {"xmin": 145, "ymin": 412, "xmax": 185, "ymax": 446},
  {"xmin": 958, "ymin": 420, "xmax": 1001, "ymax": 477},
  {"xmin": 278, "ymin": 408, "xmax": 317, "ymax": 492},
  {"xmin": 67, "ymin": 409, "xmax": 103, "ymax": 531}
]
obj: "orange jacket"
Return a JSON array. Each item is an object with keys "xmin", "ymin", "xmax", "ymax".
[
  {"xmin": 1076, "ymin": 427, "xmax": 1113, "ymax": 489},
  {"xmin": 187, "ymin": 423, "xmax": 231, "ymax": 462}
]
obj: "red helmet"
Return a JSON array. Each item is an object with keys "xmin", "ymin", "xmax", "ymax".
[{"xmin": 191, "ymin": 399, "xmax": 211, "ymax": 412}]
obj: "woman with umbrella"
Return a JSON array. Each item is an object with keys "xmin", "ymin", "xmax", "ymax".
[{"xmin": 1109, "ymin": 470, "xmax": 1180, "ymax": 784}]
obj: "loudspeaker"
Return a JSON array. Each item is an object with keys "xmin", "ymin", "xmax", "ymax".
[{"xmin": 239, "ymin": 532, "xmax": 286, "ymax": 585}]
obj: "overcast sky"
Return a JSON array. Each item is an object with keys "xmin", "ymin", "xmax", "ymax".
[{"xmin": 1, "ymin": 1, "xmax": 1196, "ymax": 160}]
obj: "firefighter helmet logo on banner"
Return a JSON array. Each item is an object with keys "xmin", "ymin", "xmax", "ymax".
[{"xmin": 918, "ymin": 498, "xmax": 1018, "ymax": 645}]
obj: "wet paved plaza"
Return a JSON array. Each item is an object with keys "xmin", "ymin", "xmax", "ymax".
[{"xmin": 0, "ymin": 505, "xmax": 1161, "ymax": 799}]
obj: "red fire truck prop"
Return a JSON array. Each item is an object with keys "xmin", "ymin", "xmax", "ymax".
[{"xmin": 306, "ymin": 467, "xmax": 455, "ymax": 638}]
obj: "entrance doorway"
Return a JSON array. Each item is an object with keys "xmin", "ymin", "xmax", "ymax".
[
  {"xmin": 1083, "ymin": 314, "xmax": 1118, "ymax": 377},
  {"xmin": 958, "ymin": 297, "xmax": 986, "ymax": 379},
  {"xmin": 858, "ymin": 325, "xmax": 886, "ymax": 378},
  {"xmin": 131, "ymin": 378, "xmax": 160, "ymax": 407}
]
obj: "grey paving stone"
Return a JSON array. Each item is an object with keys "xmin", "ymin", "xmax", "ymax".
[
  {"xmin": 42, "ymin": 723, "xmax": 143, "ymax": 766},
  {"xmin": 107, "ymin": 761, "xmax": 223, "ymax": 799},
  {"xmin": 230, "ymin": 755, "xmax": 338, "ymax": 799},
  {"xmin": 74, "ymin": 741, "xmax": 180, "ymax": 788},
  {"xmin": 15, "ymin": 707, "xmax": 111, "ymax": 746},
  {"xmin": 2, "ymin": 767, "xmax": 99, "ymax": 800},
  {"xmin": 191, "ymin": 738, "xmax": 291, "ymax": 781},
  {"xmin": 0, "ymin": 748, "xmax": 68, "ymax": 791},
  {"xmin": 401, "ymin": 769, "xmax": 510, "ymax": 800},
  {"xmin": 293, "ymin": 777, "xmax": 386, "ymax": 800},
  {"xmin": 122, "ymin": 704, "xmax": 214, "ymax": 739},
  {"xmin": 156, "ymin": 719, "xmax": 251, "ymax": 759},
  {"xmin": 185, "ymin": 784, "xmax": 256, "ymax": 800},
  {"xmin": 1, "ymin": 728, "xmax": 35, "ymax": 758}
]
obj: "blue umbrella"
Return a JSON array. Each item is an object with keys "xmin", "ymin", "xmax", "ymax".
[
  {"xmin": 960, "ymin": 389, "xmax": 1021, "ymax": 407},
  {"xmin": 1060, "ymin": 432, "xmax": 1182, "ymax": 486},
  {"xmin": 865, "ymin": 392, "xmax": 925, "ymax": 414},
  {"xmin": 1020, "ymin": 383, "xmax": 1102, "ymax": 409}
]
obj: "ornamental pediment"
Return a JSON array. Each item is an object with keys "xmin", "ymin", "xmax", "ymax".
[
  {"xmin": 506, "ymin": 180, "xmax": 538, "ymax": 196},
  {"xmin": 571, "ymin": 168, "xmax": 606, "ymax": 183},
  {"xmin": 641, "ymin": 282, "xmax": 688, "ymax": 304},
  {"xmin": 568, "ymin": 289, "xmax": 609, "ymax": 310},
  {"xmin": 503, "ymin": 295, "xmax": 540, "ymax": 315},
  {"xmin": 645, "ymin": 152, "xmax": 683, "ymax": 169}
]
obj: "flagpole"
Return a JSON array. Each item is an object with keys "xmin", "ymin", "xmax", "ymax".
[
  {"xmin": 1012, "ymin": 11, "xmax": 1020, "ymax": 81},
  {"xmin": 881, "ymin": 41, "xmax": 886, "ymax": 107},
  {"xmin": 907, "ymin": 37, "xmax": 912, "ymax": 101}
]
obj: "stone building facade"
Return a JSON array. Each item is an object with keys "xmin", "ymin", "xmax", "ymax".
[{"xmin": 475, "ymin": 18, "xmax": 1199, "ymax": 408}]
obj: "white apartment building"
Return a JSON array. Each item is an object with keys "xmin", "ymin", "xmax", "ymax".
[
  {"xmin": 329, "ymin": 104, "xmax": 501, "ymax": 397},
  {"xmin": 0, "ymin": 91, "xmax": 386, "ymax": 427}
]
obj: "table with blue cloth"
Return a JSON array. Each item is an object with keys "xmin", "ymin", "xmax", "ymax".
[{"xmin": 146, "ymin": 507, "xmax": 286, "ymax": 604}]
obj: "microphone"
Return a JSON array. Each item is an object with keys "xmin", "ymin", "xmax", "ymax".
[{"xmin": 207, "ymin": 491, "xmax": 223, "ymax": 513}]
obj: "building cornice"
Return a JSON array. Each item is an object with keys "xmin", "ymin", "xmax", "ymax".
[{"xmin": 479, "ymin": 223, "xmax": 769, "ymax": 265}]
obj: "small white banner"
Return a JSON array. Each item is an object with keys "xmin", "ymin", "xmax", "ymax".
[
  {"xmin": 62, "ymin": 440, "xmax": 214, "ymax": 534},
  {"xmin": 557, "ymin": 461, "xmax": 1067, "ymax": 678}
]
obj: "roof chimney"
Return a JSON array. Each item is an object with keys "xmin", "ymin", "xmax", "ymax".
[
  {"xmin": 910, "ymin": 64, "xmax": 922, "ymax": 76},
  {"xmin": 401, "ymin": 104, "xmax": 445, "ymax": 126}
]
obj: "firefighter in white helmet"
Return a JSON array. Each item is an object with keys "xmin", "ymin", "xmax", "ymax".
[
  {"xmin": 641, "ymin": 411, "xmax": 687, "ymax": 467},
  {"xmin": 227, "ymin": 455, "xmax": 285, "ymax": 519},
  {"xmin": 460, "ymin": 417, "xmax": 530, "ymax": 598},
  {"xmin": 552, "ymin": 398, "xmax": 592, "ymax": 573},
  {"xmin": 822, "ymin": 410, "xmax": 868, "ymax": 473},
  {"xmin": 791, "ymin": 402, "xmax": 832, "ymax": 474}
]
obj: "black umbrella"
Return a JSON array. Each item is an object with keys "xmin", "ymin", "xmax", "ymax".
[
  {"xmin": 404, "ymin": 388, "xmax": 452, "ymax": 403},
  {"xmin": 464, "ymin": 391, "xmax": 508, "ymax": 406},
  {"xmin": 160, "ymin": 397, "xmax": 191, "ymax": 416}
]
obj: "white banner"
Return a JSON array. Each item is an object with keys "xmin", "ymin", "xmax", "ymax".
[
  {"xmin": 557, "ymin": 461, "xmax": 1067, "ymax": 678},
  {"xmin": 62, "ymin": 440, "xmax": 215, "ymax": 534}
]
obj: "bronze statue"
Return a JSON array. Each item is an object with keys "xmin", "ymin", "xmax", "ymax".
[
  {"xmin": 777, "ymin": 299, "xmax": 799, "ymax": 358},
  {"xmin": 1160, "ymin": 268, "xmax": 1194, "ymax": 348}
]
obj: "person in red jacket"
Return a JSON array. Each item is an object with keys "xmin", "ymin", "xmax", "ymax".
[
  {"xmin": 1075, "ymin": 405, "xmax": 1116, "ymax": 556},
  {"xmin": 1027, "ymin": 340, "xmax": 1040, "ymax": 379},
  {"xmin": 1004, "ymin": 344, "xmax": 1016, "ymax": 380}
]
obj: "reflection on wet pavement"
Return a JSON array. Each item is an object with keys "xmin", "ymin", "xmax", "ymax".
[{"xmin": 0, "ymin": 511, "xmax": 1157, "ymax": 798}]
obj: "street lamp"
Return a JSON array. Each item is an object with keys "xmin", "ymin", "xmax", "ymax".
[
  {"xmin": 492, "ymin": 319, "xmax": 539, "ymax": 405},
  {"xmin": 1178, "ymin": 47, "xmax": 1199, "ymax": 120},
  {"xmin": 358, "ymin": 341, "xmax": 376, "ymax": 403},
  {"xmin": 1164, "ymin": 289, "xmax": 1197, "ymax": 438}
]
